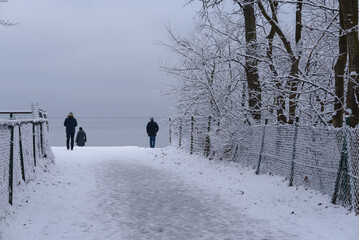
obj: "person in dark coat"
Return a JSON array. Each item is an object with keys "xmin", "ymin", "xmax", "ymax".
[
  {"xmin": 146, "ymin": 117, "xmax": 159, "ymax": 148},
  {"xmin": 76, "ymin": 127, "xmax": 87, "ymax": 147},
  {"xmin": 64, "ymin": 112, "xmax": 78, "ymax": 150}
]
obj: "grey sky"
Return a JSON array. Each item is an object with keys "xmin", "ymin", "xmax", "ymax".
[{"xmin": 0, "ymin": 0, "xmax": 198, "ymax": 118}]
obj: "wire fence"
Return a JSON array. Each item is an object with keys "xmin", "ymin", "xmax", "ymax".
[
  {"xmin": 169, "ymin": 116, "xmax": 359, "ymax": 210},
  {"xmin": 0, "ymin": 102, "xmax": 54, "ymax": 207}
]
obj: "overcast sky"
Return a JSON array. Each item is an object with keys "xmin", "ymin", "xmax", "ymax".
[{"xmin": 0, "ymin": 0, "xmax": 198, "ymax": 118}]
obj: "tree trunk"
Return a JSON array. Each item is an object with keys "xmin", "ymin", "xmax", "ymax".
[
  {"xmin": 288, "ymin": 60, "xmax": 300, "ymax": 124},
  {"xmin": 340, "ymin": 0, "xmax": 359, "ymax": 127},
  {"xmin": 276, "ymin": 86, "xmax": 287, "ymax": 123},
  {"xmin": 265, "ymin": 1, "xmax": 287, "ymax": 124},
  {"xmin": 258, "ymin": 0, "xmax": 302, "ymax": 124},
  {"xmin": 243, "ymin": 1, "xmax": 261, "ymax": 122},
  {"xmin": 288, "ymin": 0, "xmax": 303, "ymax": 124},
  {"xmin": 333, "ymin": 4, "xmax": 347, "ymax": 128}
]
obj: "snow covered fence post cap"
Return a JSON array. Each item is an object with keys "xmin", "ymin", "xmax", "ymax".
[{"xmin": 31, "ymin": 102, "xmax": 40, "ymax": 119}]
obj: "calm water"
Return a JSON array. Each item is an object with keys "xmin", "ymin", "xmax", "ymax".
[{"xmin": 48, "ymin": 117, "xmax": 169, "ymax": 148}]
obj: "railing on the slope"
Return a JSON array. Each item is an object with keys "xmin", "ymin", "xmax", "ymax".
[
  {"xmin": 0, "ymin": 102, "xmax": 54, "ymax": 206},
  {"xmin": 169, "ymin": 115, "xmax": 359, "ymax": 211}
]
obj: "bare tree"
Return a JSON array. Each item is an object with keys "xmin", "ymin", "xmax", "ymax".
[
  {"xmin": 240, "ymin": 0, "xmax": 262, "ymax": 121},
  {"xmin": 339, "ymin": 0, "xmax": 359, "ymax": 127},
  {"xmin": 333, "ymin": 2, "xmax": 347, "ymax": 127},
  {"xmin": 161, "ymin": 23, "xmax": 246, "ymax": 121},
  {"xmin": 166, "ymin": 0, "xmax": 348, "ymax": 128},
  {"xmin": 188, "ymin": 0, "xmax": 262, "ymax": 122},
  {"xmin": 257, "ymin": 0, "xmax": 303, "ymax": 124}
]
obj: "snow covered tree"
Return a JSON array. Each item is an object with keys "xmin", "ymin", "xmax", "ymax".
[
  {"xmin": 333, "ymin": 1, "xmax": 347, "ymax": 128},
  {"xmin": 161, "ymin": 22, "xmax": 246, "ymax": 122},
  {"xmin": 339, "ymin": 0, "xmax": 359, "ymax": 127},
  {"xmin": 188, "ymin": 0, "xmax": 262, "ymax": 122},
  {"xmin": 165, "ymin": 0, "xmax": 359, "ymax": 127}
]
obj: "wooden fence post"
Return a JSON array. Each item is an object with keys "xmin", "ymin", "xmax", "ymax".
[
  {"xmin": 8, "ymin": 125, "xmax": 14, "ymax": 205},
  {"xmin": 40, "ymin": 122, "xmax": 44, "ymax": 157},
  {"xmin": 32, "ymin": 123, "xmax": 37, "ymax": 167}
]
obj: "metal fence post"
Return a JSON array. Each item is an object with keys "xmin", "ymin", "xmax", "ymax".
[
  {"xmin": 255, "ymin": 119, "xmax": 268, "ymax": 175},
  {"xmin": 289, "ymin": 117, "xmax": 299, "ymax": 186},
  {"xmin": 178, "ymin": 118, "xmax": 182, "ymax": 148},
  {"xmin": 169, "ymin": 118, "xmax": 172, "ymax": 145},
  {"xmin": 19, "ymin": 125, "xmax": 26, "ymax": 182},
  {"xmin": 190, "ymin": 116, "xmax": 194, "ymax": 154},
  {"xmin": 205, "ymin": 116, "xmax": 212, "ymax": 157},
  {"xmin": 331, "ymin": 117, "xmax": 353, "ymax": 207},
  {"xmin": 8, "ymin": 125, "xmax": 14, "ymax": 205}
]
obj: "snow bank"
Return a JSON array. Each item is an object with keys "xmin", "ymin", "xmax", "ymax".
[{"xmin": 170, "ymin": 116, "xmax": 359, "ymax": 210}]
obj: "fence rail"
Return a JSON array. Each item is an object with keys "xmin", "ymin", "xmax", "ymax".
[
  {"xmin": 169, "ymin": 115, "xmax": 359, "ymax": 210},
  {"xmin": 0, "ymin": 102, "xmax": 54, "ymax": 207}
]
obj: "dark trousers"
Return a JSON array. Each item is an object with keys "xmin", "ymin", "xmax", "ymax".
[
  {"xmin": 149, "ymin": 136, "xmax": 156, "ymax": 148},
  {"xmin": 66, "ymin": 134, "xmax": 75, "ymax": 150}
]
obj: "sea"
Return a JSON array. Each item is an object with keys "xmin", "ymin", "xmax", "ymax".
[{"xmin": 48, "ymin": 117, "xmax": 169, "ymax": 148}]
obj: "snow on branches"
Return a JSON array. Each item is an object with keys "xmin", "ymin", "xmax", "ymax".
[{"xmin": 163, "ymin": 0, "xmax": 359, "ymax": 128}]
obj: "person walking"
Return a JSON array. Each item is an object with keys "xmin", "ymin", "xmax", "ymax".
[
  {"xmin": 76, "ymin": 127, "xmax": 87, "ymax": 147},
  {"xmin": 64, "ymin": 112, "xmax": 78, "ymax": 150},
  {"xmin": 146, "ymin": 117, "xmax": 159, "ymax": 148}
]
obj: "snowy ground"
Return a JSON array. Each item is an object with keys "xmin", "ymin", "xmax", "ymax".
[{"xmin": 0, "ymin": 146, "xmax": 358, "ymax": 240}]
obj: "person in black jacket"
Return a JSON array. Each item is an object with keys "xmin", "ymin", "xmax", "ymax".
[
  {"xmin": 146, "ymin": 117, "xmax": 159, "ymax": 148},
  {"xmin": 76, "ymin": 127, "xmax": 87, "ymax": 147},
  {"xmin": 64, "ymin": 112, "xmax": 78, "ymax": 150}
]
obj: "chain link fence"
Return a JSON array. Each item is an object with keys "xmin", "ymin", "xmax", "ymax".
[
  {"xmin": 0, "ymin": 102, "xmax": 54, "ymax": 207},
  {"xmin": 169, "ymin": 116, "xmax": 359, "ymax": 210}
]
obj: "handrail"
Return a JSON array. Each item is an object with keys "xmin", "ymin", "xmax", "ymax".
[
  {"xmin": 0, "ymin": 108, "xmax": 47, "ymax": 119},
  {"xmin": 0, "ymin": 111, "xmax": 32, "ymax": 114},
  {"xmin": 0, "ymin": 111, "xmax": 33, "ymax": 120}
]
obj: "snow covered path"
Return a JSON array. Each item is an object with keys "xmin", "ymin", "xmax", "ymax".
[
  {"xmin": 95, "ymin": 161, "xmax": 281, "ymax": 239},
  {"xmin": 0, "ymin": 147, "xmax": 358, "ymax": 240}
]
